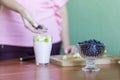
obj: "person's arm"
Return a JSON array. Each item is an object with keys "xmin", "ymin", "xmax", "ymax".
[
  {"xmin": 60, "ymin": 5, "xmax": 70, "ymax": 48},
  {"xmin": 60, "ymin": 5, "xmax": 76, "ymax": 54},
  {"xmin": 0, "ymin": 0, "xmax": 26, "ymax": 14},
  {"xmin": 0, "ymin": 0, "xmax": 47, "ymax": 33}
]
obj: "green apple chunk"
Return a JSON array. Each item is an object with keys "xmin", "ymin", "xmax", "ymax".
[{"xmin": 34, "ymin": 35, "xmax": 52, "ymax": 42}]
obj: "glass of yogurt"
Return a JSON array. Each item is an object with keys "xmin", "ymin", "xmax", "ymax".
[{"xmin": 33, "ymin": 35, "xmax": 52, "ymax": 65}]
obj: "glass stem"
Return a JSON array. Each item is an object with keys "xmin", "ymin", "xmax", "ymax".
[{"xmin": 85, "ymin": 57, "xmax": 96, "ymax": 68}]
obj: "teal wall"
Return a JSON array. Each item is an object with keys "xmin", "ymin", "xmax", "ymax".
[{"xmin": 67, "ymin": 0, "xmax": 120, "ymax": 56}]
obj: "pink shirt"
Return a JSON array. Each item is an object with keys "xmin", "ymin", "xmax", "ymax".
[{"xmin": 0, "ymin": 0, "xmax": 68, "ymax": 47}]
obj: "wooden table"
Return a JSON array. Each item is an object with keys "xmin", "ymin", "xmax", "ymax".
[{"xmin": 0, "ymin": 59, "xmax": 120, "ymax": 80}]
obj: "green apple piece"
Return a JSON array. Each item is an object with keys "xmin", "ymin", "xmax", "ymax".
[
  {"xmin": 62, "ymin": 55, "xmax": 67, "ymax": 60},
  {"xmin": 44, "ymin": 38, "xmax": 49, "ymax": 42},
  {"xmin": 73, "ymin": 53, "xmax": 80, "ymax": 58},
  {"xmin": 37, "ymin": 35, "xmax": 46, "ymax": 42},
  {"xmin": 44, "ymin": 36, "xmax": 52, "ymax": 42},
  {"xmin": 118, "ymin": 61, "xmax": 120, "ymax": 64},
  {"xmin": 34, "ymin": 36, "xmax": 39, "ymax": 42},
  {"xmin": 34, "ymin": 35, "xmax": 52, "ymax": 42},
  {"xmin": 33, "ymin": 35, "xmax": 45, "ymax": 42},
  {"xmin": 62, "ymin": 55, "xmax": 72, "ymax": 60}
]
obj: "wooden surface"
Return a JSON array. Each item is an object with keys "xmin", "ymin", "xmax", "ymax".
[
  {"xmin": 0, "ymin": 58, "xmax": 120, "ymax": 80},
  {"xmin": 50, "ymin": 55, "xmax": 120, "ymax": 66}
]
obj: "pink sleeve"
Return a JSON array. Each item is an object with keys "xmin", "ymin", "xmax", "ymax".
[{"xmin": 53, "ymin": 0, "xmax": 68, "ymax": 8}]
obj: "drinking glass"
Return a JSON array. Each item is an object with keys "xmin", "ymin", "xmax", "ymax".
[{"xmin": 33, "ymin": 35, "xmax": 52, "ymax": 65}]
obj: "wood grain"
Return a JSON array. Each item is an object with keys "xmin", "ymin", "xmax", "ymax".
[
  {"xmin": 0, "ymin": 58, "xmax": 120, "ymax": 80},
  {"xmin": 50, "ymin": 55, "xmax": 120, "ymax": 66}
]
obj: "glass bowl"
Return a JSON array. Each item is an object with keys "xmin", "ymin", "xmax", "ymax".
[{"xmin": 77, "ymin": 39, "xmax": 105, "ymax": 72}]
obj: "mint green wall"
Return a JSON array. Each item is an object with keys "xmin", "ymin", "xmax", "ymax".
[{"xmin": 67, "ymin": 0, "xmax": 120, "ymax": 56}]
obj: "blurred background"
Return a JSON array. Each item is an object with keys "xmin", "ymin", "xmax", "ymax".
[{"xmin": 67, "ymin": 0, "xmax": 120, "ymax": 56}]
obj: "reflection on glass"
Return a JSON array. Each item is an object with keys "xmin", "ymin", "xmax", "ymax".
[
  {"xmin": 35, "ymin": 66, "xmax": 50, "ymax": 80},
  {"xmin": 84, "ymin": 72, "xmax": 97, "ymax": 80}
]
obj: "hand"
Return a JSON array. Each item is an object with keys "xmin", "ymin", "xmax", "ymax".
[
  {"xmin": 20, "ymin": 9, "xmax": 47, "ymax": 33},
  {"xmin": 63, "ymin": 45, "xmax": 76, "ymax": 55}
]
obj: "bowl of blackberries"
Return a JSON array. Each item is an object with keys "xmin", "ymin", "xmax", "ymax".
[{"xmin": 77, "ymin": 39, "xmax": 105, "ymax": 72}]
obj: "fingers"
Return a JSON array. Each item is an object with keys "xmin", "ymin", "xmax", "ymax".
[
  {"xmin": 22, "ymin": 10, "xmax": 38, "ymax": 28},
  {"xmin": 34, "ymin": 25, "xmax": 48, "ymax": 34},
  {"xmin": 20, "ymin": 10, "xmax": 47, "ymax": 34},
  {"xmin": 35, "ymin": 25, "xmax": 43, "ymax": 29},
  {"xmin": 34, "ymin": 25, "xmax": 48, "ymax": 32},
  {"xmin": 64, "ymin": 45, "xmax": 76, "ymax": 55},
  {"xmin": 23, "ymin": 18, "xmax": 47, "ymax": 34}
]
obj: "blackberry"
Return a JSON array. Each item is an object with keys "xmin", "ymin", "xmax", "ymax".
[
  {"xmin": 78, "ymin": 39, "xmax": 105, "ymax": 57},
  {"xmin": 35, "ymin": 25, "xmax": 43, "ymax": 30}
]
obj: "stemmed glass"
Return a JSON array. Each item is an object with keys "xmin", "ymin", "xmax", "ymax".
[{"xmin": 77, "ymin": 39, "xmax": 105, "ymax": 72}]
